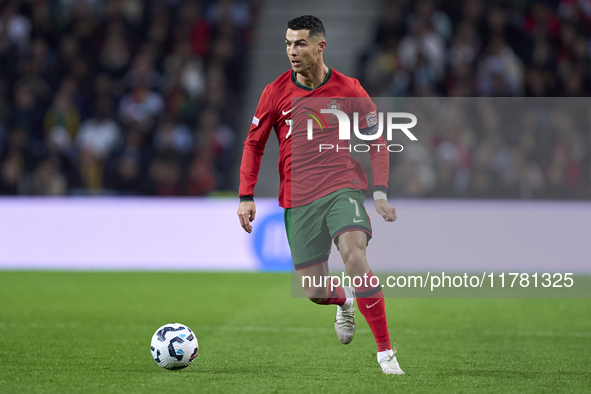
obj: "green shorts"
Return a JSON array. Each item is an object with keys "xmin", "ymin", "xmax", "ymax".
[{"xmin": 284, "ymin": 188, "xmax": 372, "ymax": 270}]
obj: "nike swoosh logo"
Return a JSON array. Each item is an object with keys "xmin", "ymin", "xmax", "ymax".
[
  {"xmin": 366, "ymin": 299, "xmax": 381, "ymax": 309},
  {"xmin": 353, "ymin": 218, "xmax": 364, "ymax": 223},
  {"xmin": 282, "ymin": 108, "xmax": 295, "ymax": 115}
]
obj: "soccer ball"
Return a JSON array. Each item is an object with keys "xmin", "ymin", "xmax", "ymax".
[{"xmin": 150, "ymin": 323, "xmax": 199, "ymax": 370}]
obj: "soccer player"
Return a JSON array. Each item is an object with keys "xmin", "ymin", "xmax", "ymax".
[{"xmin": 237, "ymin": 15, "xmax": 404, "ymax": 375}]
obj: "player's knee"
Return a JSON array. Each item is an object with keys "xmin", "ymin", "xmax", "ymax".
[
  {"xmin": 345, "ymin": 253, "xmax": 364, "ymax": 266},
  {"xmin": 343, "ymin": 252, "xmax": 366, "ymax": 275}
]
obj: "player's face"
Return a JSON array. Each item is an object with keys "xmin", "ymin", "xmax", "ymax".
[{"xmin": 285, "ymin": 29, "xmax": 324, "ymax": 73}]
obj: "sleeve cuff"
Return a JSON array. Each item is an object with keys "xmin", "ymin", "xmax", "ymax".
[
  {"xmin": 240, "ymin": 195, "xmax": 254, "ymax": 202},
  {"xmin": 373, "ymin": 186, "xmax": 388, "ymax": 201}
]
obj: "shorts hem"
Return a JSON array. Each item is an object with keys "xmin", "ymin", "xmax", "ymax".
[
  {"xmin": 293, "ymin": 255, "xmax": 330, "ymax": 271},
  {"xmin": 332, "ymin": 226, "xmax": 372, "ymax": 246}
]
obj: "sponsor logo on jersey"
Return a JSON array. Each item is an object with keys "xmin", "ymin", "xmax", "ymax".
[{"xmin": 252, "ymin": 116, "xmax": 260, "ymax": 126}]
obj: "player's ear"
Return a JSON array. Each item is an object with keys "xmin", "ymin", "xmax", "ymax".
[{"xmin": 318, "ymin": 39, "xmax": 326, "ymax": 53}]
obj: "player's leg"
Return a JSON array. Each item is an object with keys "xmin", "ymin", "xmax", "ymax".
[
  {"xmin": 294, "ymin": 260, "xmax": 343, "ymax": 304},
  {"xmin": 336, "ymin": 231, "xmax": 387, "ymax": 348},
  {"xmin": 285, "ymin": 206, "xmax": 351, "ymax": 308},
  {"xmin": 337, "ymin": 231, "xmax": 403, "ymax": 374},
  {"xmin": 292, "ymin": 256, "xmax": 356, "ymax": 344},
  {"xmin": 337, "ymin": 232, "xmax": 390, "ymax": 349},
  {"xmin": 327, "ymin": 189, "xmax": 404, "ymax": 374}
]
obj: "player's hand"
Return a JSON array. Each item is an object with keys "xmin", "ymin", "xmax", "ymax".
[
  {"xmin": 237, "ymin": 201, "xmax": 256, "ymax": 233},
  {"xmin": 375, "ymin": 199, "xmax": 396, "ymax": 222}
]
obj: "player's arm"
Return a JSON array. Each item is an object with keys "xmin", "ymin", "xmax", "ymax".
[
  {"xmin": 238, "ymin": 85, "xmax": 277, "ymax": 233},
  {"xmin": 237, "ymin": 200, "xmax": 256, "ymax": 233},
  {"xmin": 374, "ymin": 190, "xmax": 396, "ymax": 222},
  {"xmin": 353, "ymin": 83, "xmax": 396, "ymax": 222},
  {"xmin": 366, "ymin": 131, "xmax": 396, "ymax": 222},
  {"xmin": 367, "ymin": 133, "xmax": 396, "ymax": 222}
]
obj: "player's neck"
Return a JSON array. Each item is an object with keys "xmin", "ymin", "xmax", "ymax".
[{"xmin": 296, "ymin": 64, "xmax": 329, "ymax": 89}]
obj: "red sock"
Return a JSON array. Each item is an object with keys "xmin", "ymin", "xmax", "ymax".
[
  {"xmin": 355, "ymin": 271, "xmax": 391, "ymax": 352},
  {"xmin": 317, "ymin": 278, "xmax": 346, "ymax": 306}
]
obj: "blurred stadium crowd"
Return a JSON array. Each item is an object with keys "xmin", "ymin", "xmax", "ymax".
[
  {"xmin": 0, "ymin": 0, "xmax": 252, "ymax": 195},
  {"xmin": 359, "ymin": 0, "xmax": 590, "ymax": 199},
  {"xmin": 0, "ymin": 0, "xmax": 589, "ymax": 199}
]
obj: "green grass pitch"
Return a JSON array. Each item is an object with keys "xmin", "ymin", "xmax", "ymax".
[{"xmin": 0, "ymin": 271, "xmax": 590, "ymax": 393}]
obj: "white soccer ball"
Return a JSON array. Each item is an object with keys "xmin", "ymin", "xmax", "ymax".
[{"xmin": 150, "ymin": 323, "xmax": 199, "ymax": 370}]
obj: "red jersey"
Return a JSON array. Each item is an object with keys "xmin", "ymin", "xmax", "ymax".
[{"xmin": 239, "ymin": 68, "xmax": 389, "ymax": 208}]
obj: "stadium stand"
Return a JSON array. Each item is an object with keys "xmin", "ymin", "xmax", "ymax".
[
  {"xmin": 358, "ymin": 0, "xmax": 591, "ymax": 199},
  {"xmin": 0, "ymin": 0, "xmax": 589, "ymax": 199},
  {"xmin": 0, "ymin": 0, "xmax": 254, "ymax": 196}
]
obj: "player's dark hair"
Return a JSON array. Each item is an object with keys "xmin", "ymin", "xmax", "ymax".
[{"xmin": 287, "ymin": 15, "xmax": 326, "ymax": 39}]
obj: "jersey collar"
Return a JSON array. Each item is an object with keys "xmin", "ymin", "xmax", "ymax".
[{"xmin": 291, "ymin": 68, "xmax": 332, "ymax": 91}]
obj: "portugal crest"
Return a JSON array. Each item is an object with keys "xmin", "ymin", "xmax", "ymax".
[
  {"xmin": 326, "ymin": 99, "xmax": 342, "ymax": 120},
  {"xmin": 327, "ymin": 98, "xmax": 341, "ymax": 111}
]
